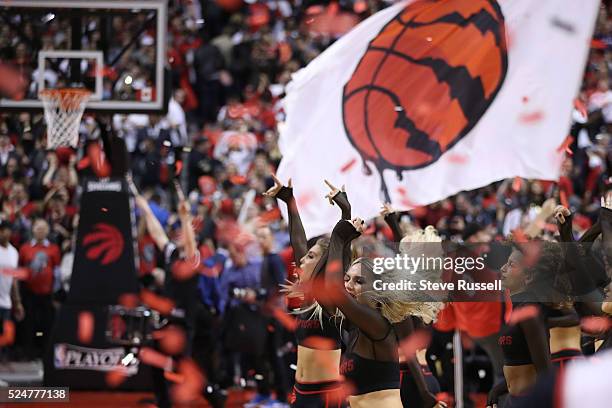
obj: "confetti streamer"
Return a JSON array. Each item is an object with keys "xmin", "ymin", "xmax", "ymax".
[
  {"xmin": 106, "ymin": 367, "xmax": 128, "ymax": 388},
  {"xmin": 508, "ymin": 305, "xmax": 539, "ymax": 325},
  {"xmin": 271, "ymin": 308, "xmax": 298, "ymax": 332},
  {"xmin": 152, "ymin": 325, "xmax": 187, "ymax": 356},
  {"xmin": 140, "ymin": 289, "xmax": 175, "ymax": 315},
  {"xmin": 398, "ymin": 330, "xmax": 432, "ymax": 359},
  {"xmin": 139, "ymin": 347, "xmax": 172, "ymax": 370},
  {"xmin": 581, "ymin": 316, "xmax": 611, "ymax": 334},
  {"xmin": 77, "ymin": 311, "xmax": 95, "ymax": 344}
]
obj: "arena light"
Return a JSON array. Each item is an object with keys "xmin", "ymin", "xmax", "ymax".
[{"xmin": 42, "ymin": 13, "xmax": 55, "ymax": 23}]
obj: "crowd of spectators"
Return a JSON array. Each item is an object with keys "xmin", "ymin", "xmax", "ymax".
[{"xmin": 0, "ymin": 0, "xmax": 611, "ymax": 405}]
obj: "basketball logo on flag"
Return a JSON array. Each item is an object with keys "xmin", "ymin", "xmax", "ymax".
[
  {"xmin": 82, "ymin": 223, "xmax": 125, "ymax": 265},
  {"xmin": 342, "ymin": 0, "xmax": 508, "ymax": 199}
]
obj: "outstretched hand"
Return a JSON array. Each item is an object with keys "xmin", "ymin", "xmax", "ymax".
[
  {"xmin": 324, "ymin": 180, "xmax": 344, "ymax": 205},
  {"xmin": 263, "ymin": 174, "xmax": 292, "ymax": 199},
  {"xmin": 554, "ymin": 205, "xmax": 571, "ymax": 225},
  {"xmin": 324, "ymin": 180, "xmax": 351, "ymax": 218},
  {"xmin": 380, "ymin": 202, "xmax": 395, "ymax": 217},
  {"xmin": 174, "ymin": 181, "xmax": 191, "ymax": 218}
]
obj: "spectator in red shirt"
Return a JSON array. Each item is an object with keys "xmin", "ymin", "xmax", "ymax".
[{"xmin": 18, "ymin": 218, "xmax": 60, "ymax": 360}]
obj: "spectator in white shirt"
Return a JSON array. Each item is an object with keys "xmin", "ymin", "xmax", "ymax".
[{"xmin": 0, "ymin": 220, "xmax": 24, "ymax": 336}]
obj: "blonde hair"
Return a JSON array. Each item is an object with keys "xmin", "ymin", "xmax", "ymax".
[{"xmin": 353, "ymin": 226, "xmax": 445, "ymax": 324}]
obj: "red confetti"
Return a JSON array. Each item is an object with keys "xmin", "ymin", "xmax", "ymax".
[
  {"xmin": 508, "ymin": 305, "xmax": 539, "ymax": 325},
  {"xmin": 77, "ymin": 311, "xmax": 95, "ymax": 344},
  {"xmin": 519, "ymin": 110, "xmax": 545, "ymax": 124},
  {"xmin": 139, "ymin": 347, "xmax": 172, "ymax": 370},
  {"xmin": 164, "ymin": 371, "xmax": 185, "ymax": 384},
  {"xmin": 140, "ymin": 289, "xmax": 175, "ymax": 315},
  {"xmin": 152, "ymin": 325, "xmax": 187, "ymax": 356},
  {"xmin": 581, "ymin": 316, "xmax": 611, "ymax": 334},
  {"xmin": 327, "ymin": 260, "xmax": 342, "ymax": 274},
  {"xmin": 258, "ymin": 208, "xmax": 281, "ymax": 224},
  {"xmin": 0, "ymin": 320, "xmax": 16, "ymax": 346},
  {"xmin": 106, "ymin": 367, "xmax": 128, "ymax": 388},
  {"xmin": 309, "ymin": 279, "xmax": 349, "ymax": 305},
  {"xmin": 87, "ymin": 143, "xmax": 111, "ymax": 178},
  {"xmin": 171, "ymin": 358, "xmax": 206, "ymax": 404},
  {"xmin": 171, "ymin": 259, "xmax": 197, "ymax": 281},
  {"xmin": 340, "ymin": 158, "xmax": 357, "ymax": 173},
  {"xmin": 175, "ymin": 160, "xmax": 183, "ymax": 176},
  {"xmin": 0, "ymin": 267, "xmax": 30, "ymax": 280},
  {"xmin": 560, "ymin": 190, "xmax": 569, "ymax": 208},
  {"xmin": 398, "ymin": 330, "xmax": 432, "ymax": 359},
  {"xmin": 272, "ymin": 308, "xmax": 298, "ymax": 332},
  {"xmin": 0, "ymin": 63, "xmax": 27, "ymax": 99},
  {"xmin": 118, "ymin": 293, "xmax": 140, "ymax": 308},
  {"xmin": 302, "ymin": 336, "xmax": 337, "ymax": 351},
  {"xmin": 522, "ymin": 96, "xmax": 529, "ymax": 104}
]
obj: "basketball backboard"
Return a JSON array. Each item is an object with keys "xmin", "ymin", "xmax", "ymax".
[{"xmin": 0, "ymin": 0, "xmax": 167, "ymax": 112}]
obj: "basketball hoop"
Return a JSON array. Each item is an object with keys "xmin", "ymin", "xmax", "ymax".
[{"xmin": 39, "ymin": 88, "xmax": 91, "ymax": 149}]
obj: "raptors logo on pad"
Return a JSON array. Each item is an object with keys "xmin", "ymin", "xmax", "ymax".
[
  {"xmin": 82, "ymin": 223, "xmax": 125, "ymax": 265},
  {"xmin": 342, "ymin": 0, "xmax": 507, "ymax": 199}
]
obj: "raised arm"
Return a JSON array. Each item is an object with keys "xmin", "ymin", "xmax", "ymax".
[
  {"xmin": 381, "ymin": 203, "xmax": 403, "ymax": 242},
  {"xmin": 131, "ymin": 182, "xmax": 169, "ymax": 252},
  {"xmin": 554, "ymin": 205, "xmax": 574, "ymax": 242},
  {"xmin": 555, "ymin": 205, "xmax": 605, "ymax": 304},
  {"xmin": 324, "ymin": 219, "xmax": 391, "ymax": 340},
  {"xmin": 264, "ymin": 174, "xmax": 308, "ymax": 264},
  {"xmin": 324, "ymin": 180, "xmax": 351, "ymax": 220},
  {"xmin": 324, "ymin": 180, "xmax": 354, "ymax": 269},
  {"xmin": 524, "ymin": 198, "xmax": 556, "ymax": 238},
  {"xmin": 175, "ymin": 181, "xmax": 197, "ymax": 262}
]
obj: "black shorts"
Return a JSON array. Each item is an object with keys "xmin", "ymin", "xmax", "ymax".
[
  {"xmin": 290, "ymin": 380, "xmax": 347, "ymax": 408},
  {"xmin": 400, "ymin": 364, "xmax": 440, "ymax": 407},
  {"xmin": 551, "ymin": 348, "xmax": 582, "ymax": 372}
]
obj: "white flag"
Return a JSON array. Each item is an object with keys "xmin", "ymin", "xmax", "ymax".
[{"xmin": 277, "ymin": 0, "xmax": 599, "ymax": 238}]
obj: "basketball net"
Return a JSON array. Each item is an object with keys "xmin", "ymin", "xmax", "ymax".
[{"xmin": 39, "ymin": 88, "xmax": 91, "ymax": 149}]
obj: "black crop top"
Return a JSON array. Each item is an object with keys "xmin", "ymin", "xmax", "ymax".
[
  {"xmin": 498, "ymin": 292, "xmax": 545, "ymax": 366},
  {"xmin": 341, "ymin": 353, "xmax": 400, "ymax": 395},
  {"xmin": 340, "ymin": 324, "xmax": 400, "ymax": 395},
  {"xmin": 295, "ymin": 309, "xmax": 341, "ymax": 350}
]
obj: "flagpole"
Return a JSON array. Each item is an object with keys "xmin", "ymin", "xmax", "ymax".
[{"xmin": 453, "ymin": 329, "xmax": 463, "ymax": 408}]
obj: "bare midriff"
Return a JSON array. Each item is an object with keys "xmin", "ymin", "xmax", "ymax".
[
  {"xmin": 348, "ymin": 389, "xmax": 403, "ymax": 408},
  {"xmin": 295, "ymin": 345, "xmax": 342, "ymax": 383},
  {"xmin": 549, "ymin": 326, "xmax": 581, "ymax": 354},
  {"xmin": 503, "ymin": 364, "xmax": 537, "ymax": 396}
]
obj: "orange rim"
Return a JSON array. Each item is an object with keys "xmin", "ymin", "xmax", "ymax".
[{"xmin": 39, "ymin": 88, "xmax": 91, "ymax": 110}]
